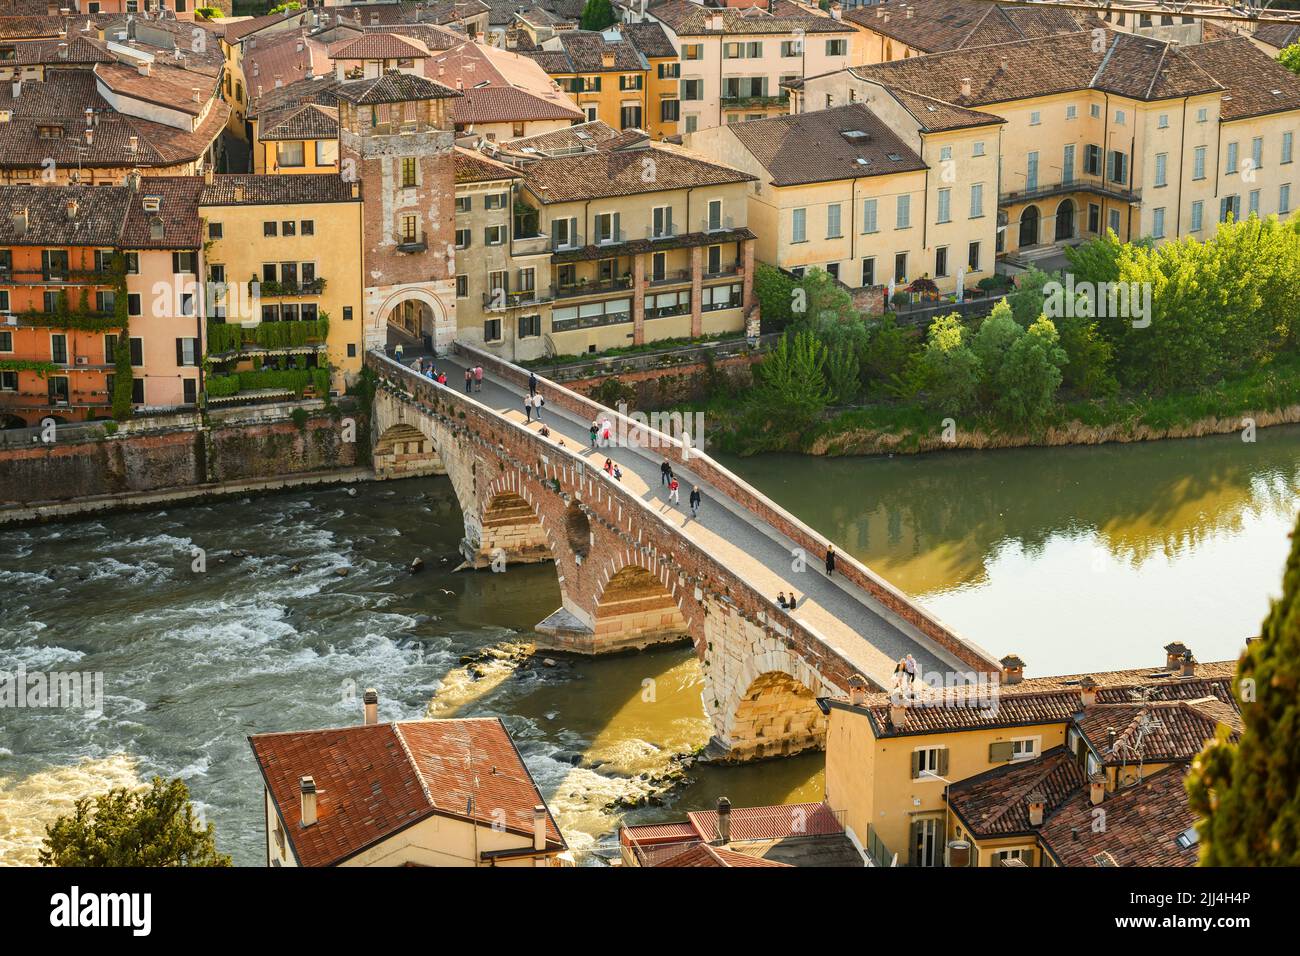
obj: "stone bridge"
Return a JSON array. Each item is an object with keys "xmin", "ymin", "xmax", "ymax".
[{"xmin": 366, "ymin": 347, "xmax": 1001, "ymax": 761}]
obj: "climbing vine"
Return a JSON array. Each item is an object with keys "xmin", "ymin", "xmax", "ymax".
[{"xmin": 109, "ymin": 253, "xmax": 133, "ymax": 421}]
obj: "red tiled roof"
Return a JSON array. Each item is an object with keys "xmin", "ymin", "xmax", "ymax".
[
  {"xmin": 1182, "ymin": 36, "xmax": 1300, "ymax": 122},
  {"xmin": 121, "ymin": 175, "xmax": 204, "ymax": 250},
  {"xmin": 946, "ymin": 745, "xmax": 1086, "ymax": 838},
  {"xmin": 328, "ymin": 32, "xmax": 431, "ymax": 60},
  {"xmin": 248, "ymin": 717, "xmax": 565, "ymax": 867},
  {"xmin": 1039, "ymin": 766, "xmax": 1199, "ymax": 867},
  {"xmin": 687, "ymin": 802, "xmax": 844, "ymax": 843},
  {"xmin": 451, "ymin": 85, "xmax": 582, "ymax": 125},
  {"xmin": 454, "ymin": 146, "xmax": 521, "ymax": 184},
  {"xmin": 655, "ymin": 843, "xmax": 791, "ymax": 867},
  {"xmin": 1075, "ymin": 698, "xmax": 1241, "ymax": 767}
]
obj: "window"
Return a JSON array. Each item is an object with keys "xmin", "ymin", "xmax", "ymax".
[
  {"xmin": 1062, "ymin": 144, "xmax": 1075, "ymax": 184},
  {"xmin": 826, "ymin": 203, "xmax": 842, "ymax": 238},
  {"xmin": 620, "ymin": 104, "xmax": 642, "ymax": 130},
  {"xmin": 968, "ymin": 241, "xmax": 980, "ymax": 272},
  {"xmin": 455, "ymin": 228, "xmax": 470, "ymax": 250},
  {"xmin": 553, "ymin": 217, "xmax": 578, "ymax": 249},
  {"xmin": 595, "ymin": 212, "xmax": 620, "ymax": 244},
  {"xmin": 1011, "ymin": 738, "xmax": 1039, "ymax": 760},
  {"xmin": 652, "ymin": 206, "xmax": 673, "ymax": 238},
  {"xmin": 176, "ymin": 337, "xmax": 198, "ymax": 367},
  {"xmin": 484, "ymin": 319, "xmax": 502, "ymax": 342},
  {"xmin": 1088, "ymin": 202, "xmax": 1101, "ymax": 234},
  {"xmin": 172, "ymin": 251, "xmax": 197, "ymax": 274},
  {"xmin": 0, "ymin": 330, "xmax": 10, "ymax": 352},
  {"xmin": 701, "ymin": 284, "xmax": 740, "ymax": 311},
  {"xmin": 1227, "ymin": 141, "xmax": 1239, "ymax": 174},
  {"xmin": 1190, "ymin": 199, "xmax": 1204, "ymax": 232},
  {"xmin": 1152, "ymin": 206, "xmax": 1165, "ymax": 239},
  {"xmin": 862, "ymin": 198, "xmax": 878, "ymax": 233},
  {"xmin": 315, "ymin": 141, "xmax": 337, "ymax": 166},
  {"xmin": 1109, "ymin": 209, "xmax": 1121, "ymax": 234},
  {"xmin": 0, "ymin": 371, "xmax": 15, "ymax": 391},
  {"xmin": 1065, "ymin": 104, "xmax": 1077, "ymax": 121},
  {"xmin": 936, "ymin": 188, "xmax": 950, "ymax": 224},
  {"xmin": 684, "ymin": 115, "xmax": 698, "ymax": 134},
  {"xmin": 826, "ymin": 262, "xmax": 839, "ymax": 281},
  {"xmin": 707, "ymin": 245, "xmax": 722, "ymax": 275},
  {"xmin": 652, "ymin": 252, "xmax": 667, "ymax": 281},
  {"xmin": 456, "ymin": 275, "xmax": 468, "ymax": 298},
  {"xmin": 1114, "ymin": 109, "xmax": 1125, "ymax": 126},
  {"xmin": 1029, "ymin": 111, "xmax": 1041, "ymax": 126},
  {"xmin": 1193, "ymin": 146, "xmax": 1206, "ymax": 180},
  {"xmin": 1221, "ymin": 194, "xmax": 1241, "ymax": 223},
  {"xmin": 1250, "ymin": 189, "xmax": 1261, "ymax": 217},
  {"xmin": 939, "ymin": 146, "xmax": 952, "ymax": 163},
  {"xmin": 894, "ymin": 252, "xmax": 907, "ymax": 283},
  {"xmin": 826, "ymin": 39, "xmax": 847, "ymax": 56},
  {"xmin": 1252, "ymin": 136, "xmax": 1264, "ymax": 171},
  {"xmin": 896, "ymin": 194, "xmax": 911, "ymax": 229},
  {"xmin": 708, "ymin": 199, "xmax": 723, "ymax": 231},
  {"xmin": 619, "ymin": 74, "xmax": 643, "ymax": 91},
  {"xmin": 792, "ymin": 207, "xmax": 806, "ymax": 243},
  {"xmin": 95, "ymin": 291, "xmax": 115, "ymax": 313},
  {"xmin": 972, "ymin": 141, "xmax": 985, "ymax": 157},
  {"xmin": 128, "ymin": 294, "xmax": 141, "ymax": 317},
  {"xmin": 518, "ymin": 314, "xmax": 542, "ymax": 338},
  {"xmin": 994, "ymin": 849, "xmax": 1028, "ymax": 866},
  {"xmin": 1285, "ymin": 132, "xmax": 1294, "ymax": 165},
  {"xmin": 660, "ymin": 99, "xmax": 680, "ymax": 122},
  {"xmin": 1090, "ymin": 103, "xmax": 1101, "ymax": 119},
  {"xmin": 50, "ymin": 334, "xmax": 68, "ymax": 364},
  {"xmin": 1108, "ymin": 150, "xmax": 1128, "ymax": 185},
  {"xmin": 276, "ymin": 141, "xmax": 304, "ymax": 168},
  {"xmin": 485, "ymin": 225, "xmax": 505, "ymax": 246},
  {"xmin": 281, "ymin": 220, "xmax": 296, "ymax": 237},
  {"xmin": 401, "ymin": 216, "xmax": 420, "ymax": 244},
  {"xmin": 131, "ymin": 378, "xmax": 144, "ymax": 404},
  {"xmin": 681, "ymin": 79, "xmax": 703, "ymax": 100},
  {"xmin": 658, "ymin": 62, "xmax": 680, "ymax": 79},
  {"xmin": 1084, "ymin": 144, "xmax": 1101, "ymax": 176},
  {"xmin": 1158, "ymin": 113, "xmax": 1169, "ymax": 129},
  {"xmin": 42, "ymin": 250, "xmax": 69, "ymax": 280},
  {"xmin": 911, "ymin": 746, "xmax": 947, "ymax": 779},
  {"xmin": 208, "ymin": 222, "xmax": 223, "ymax": 240},
  {"xmin": 935, "ymin": 246, "xmax": 948, "ymax": 277},
  {"xmin": 682, "ymin": 44, "xmax": 703, "ymax": 60},
  {"xmin": 264, "ymin": 221, "xmax": 277, "ymax": 237},
  {"xmin": 48, "ymin": 376, "xmax": 70, "ymax": 405},
  {"xmin": 780, "ymin": 40, "xmax": 801, "ymax": 57},
  {"xmin": 861, "ymin": 257, "xmax": 875, "ymax": 287},
  {"xmin": 401, "ymin": 157, "xmax": 417, "ymax": 188},
  {"xmin": 1154, "ymin": 153, "xmax": 1167, "ymax": 188},
  {"xmin": 1027, "ymin": 151, "xmax": 1039, "ymax": 191},
  {"xmin": 1282, "ymin": 184, "xmax": 1292, "ymax": 215}
]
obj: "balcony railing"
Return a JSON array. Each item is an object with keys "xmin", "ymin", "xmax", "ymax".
[
  {"xmin": 697, "ymin": 215, "xmax": 738, "ymax": 234},
  {"xmin": 866, "ymin": 825, "xmax": 897, "ymax": 868},
  {"xmin": 999, "ymin": 171, "xmax": 1140, "ymax": 206},
  {"xmin": 551, "ymin": 232, "xmax": 584, "ymax": 252},
  {"xmin": 648, "ymin": 267, "xmax": 691, "ymax": 286},
  {"xmin": 481, "ymin": 286, "xmax": 555, "ymax": 311},
  {"xmin": 720, "ymin": 91, "xmax": 788, "ymax": 110},
  {"xmin": 259, "ymin": 277, "xmax": 326, "ymax": 297},
  {"xmin": 511, "ymin": 232, "xmax": 551, "ymax": 257},
  {"xmin": 554, "ymin": 275, "xmax": 633, "ymax": 299}
]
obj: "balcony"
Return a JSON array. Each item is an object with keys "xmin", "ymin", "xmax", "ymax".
[
  {"xmin": 396, "ymin": 239, "xmax": 427, "ymax": 254},
  {"xmin": 511, "ymin": 232, "xmax": 551, "ymax": 257},
  {"xmin": 999, "ymin": 172, "xmax": 1140, "ymax": 207},
  {"xmin": 720, "ymin": 91, "xmax": 788, "ymax": 111},
  {"xmin": 554, "ymin": 275, "xmax": 634, "ymax": 299},
  {"xmin": 703, "ymin": 261, "xmax": 743, "ymax": 279},
  {"xmin": 481, "ymin": 286, "xmax": 555, "ymax": 311},
  {"xmin": 648, "ymin": 267, "xmax": 691, "ymax": 287},
  {"xmin": 259, "ymin": 277, "xmax": 327, "ymax": 297},
  {"xmin": 697, "ymin": 215, "xmax": 738, "ymax": 235}
]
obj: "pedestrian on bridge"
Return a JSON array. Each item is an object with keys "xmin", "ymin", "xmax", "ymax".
[
  {"xmin": 668, "ymin": 476, "xmax": 680, "ymax": 506},
  {"xmin": 825, "ymin": 545, "xmax": 836, "ymax": 576},
  {"xmin": 590, "ymin": 421, "xmax": 599, "ymax": 447},
  {"xmin": 394, "ymin": 343, "xmax": 404, "ymax": 362},
  {"xmin": 524, "ymin": 395, "xmax": 533, "ymax": 422},
  {"xmin": 464, "ymin": 368, "xmax": 473, "ymax": 394},
  {"xmin": 474, "ymin": 365, "xmax": 484, "ymax": 392},
  {"xmin": 532, "ymin": 393, "xmax": 544, "ymax": 421},
  {"xmin": 904, "ymin": 654, "xmax": 917, "ymax": 688},
  {"xmin": 528, "ymin": 371, "xmax": 538, "ymax": 397},
  {"xmin": 689, "ymin": 485, "xmax": 702, "ymax": 518},
  {"xmin": 660, "ymin": 458, "xmax": 673, "ymax": 487}
]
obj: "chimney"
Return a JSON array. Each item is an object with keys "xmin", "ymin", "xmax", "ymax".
[
  {"xmin": 83, "ymin": 128, "xmax": 93, "ymax": 146},
  {"xmin": 709, "ymin": 12, "xmax": 723, "ymax": 31},
  {"xmin": 1088, "ymin": 773, "xmax": 1105, "ymax": 806},
  {"xmin": 715, "ymin": 796, "xmax": 731, "ymax": 844},
  {"xmin": 296, "ymin": 40, "xmax": 304, "ymax": 53},
  {"xmin": 192, "ymin": 87, "xmax": 202, "ymax": 103},
  {"xmin": 889, "ymin": 692, "xmax": 907, "ymax": 729},
  {"xmin": 300, "ymin": 776, "xmax": 318, "ymax": 826},
  {"xmin": 1027, "ymin": 791, "xmax": 1046, "ymax": 827},
  {"xmin": 848, "ymin": 672, "xmax": 868, "ymax": 707},
  {"xmin": 138, "ymin": 61, "xmax": 150, "ymax": 77},
  {"xmin": 11, "ymin": 79, "xmax": 21, "ymax": 98},
  {"xmin": 876, "ymin": 6, "xmax": 884, "ymax": 16},
  {"xmin": 84, "ymin": 107, "xmax": 93, "ymax": 127},
  {"xmin": 1180, "ymin": 652, "xmax": 1196, "ymax": 678},
  {"xmin": 234, "ymin": 184, "xmax": 244, "ymax": 203},
  {"xmin": 204, "ymin": 165, "xmax": 214, "ymax": 185},
  {"xmin": 829, "ymin": 1, "xmax": 841, "ymax": 19},
  {"xmin": 883, "ymin": 12, "xmax": 890, "ymax": 23},
  {"xmin": 960, "ymin": 77, "xmax": 972, "ymax": 99},
  {"xmin": 363, "ymin": 687, "xmax": 378, "ymax": 725},
  {"xmin": 1163, "ymin": 642, "xmax": 1189, "ymax": 670},
  {"xmin": 906, "ymin": 5, "xmax": 914, "ymax": 17},
  {"xmin": 128, "ymin": 135, "xmax": 138, "ymax": 153},
  {"xmin": 1079, "ymin": 675, "xmax": 1098, "ymax": 708},
  {"xmin": 12, "ymin": 207, "xmax": 28, "ymax": 235},
  {"xmin": 601, "ymin": 51, "xmax": 615, "ymax": 68},
  {"xmin": 58, "ymin": 42, "xmax": 68, "ymax": 59},
  {"xmin": 66, "ymin": 198, "xmax": 78, "ymax": 220},
  {"xmin": 350, "ymin": 181, "xmax": 359, "ymax": 199},
  {"xmin": 999, "ymin": 654, "xmax": 1024, "ymax": 686},
  {"xmin": 1000, "ymin": 54, "xmax": 1010, "ymax": 71},
  {"xmin": 532, "ymin": 805, "xmax": 547, "ymax": 851}
]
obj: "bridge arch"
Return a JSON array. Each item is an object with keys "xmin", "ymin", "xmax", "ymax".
[
  {"xmin": 476, "ymin": 480, "xmax": 557, "ymax": 568},
  {"xmin": 590, "ymin": 557, "xmax": 696, "ymax": 653},
  {"xmin": 373, "ymin": 422, "xmax": 440, "ymax": 479},
  {"xmin": 376, "ymin": 286, "xmax": 450, "ymax": 351},
  {"xmin": 728, "ymin": 670, "xmax": 827, "ymax": 761}
]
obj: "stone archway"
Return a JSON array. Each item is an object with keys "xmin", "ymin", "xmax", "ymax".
[
  {"xmin": 1055, "ymin": 199, "xmax": 1075, "ymax": 242},
  {"xmin": 372, "ymin": 284, "xmax": 454, "ymax": 353},
  {"xmin": 729, "ymin": 670, "xmax": 827, "ymax": 761},
  {"xmin": 591, "ymin": 564, "xmax": 691, "ymax": 652},
  {"xmin": 373, "ymin": 422, "xmax": 441, "ymax": 479},
  {"xmin": 479, "ymin": 490, "xmax": 554, "ymax": 566}
]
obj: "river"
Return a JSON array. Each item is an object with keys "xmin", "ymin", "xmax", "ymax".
[{"xmin": 2, "ymin": 425, "xmax": 1297, "ymax": 866}]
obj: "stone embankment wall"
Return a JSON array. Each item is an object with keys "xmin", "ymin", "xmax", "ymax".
[{"xmin": 0, "ymin": 400, "xmax": 361, "ymax": 509}]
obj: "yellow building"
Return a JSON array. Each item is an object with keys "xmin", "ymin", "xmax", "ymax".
[
  {"xmin": 820, "ymin": 645, "xmax": 1238, "ymax": 867},
  {"xmin": 687, "ymin": 102, "xmax": 999, "ymax": 294},
  {"xmin": 199, "ymin": 174, "xmax": 364, "ymax": 394},
  {"xmin": 797, "ymin": 30, "xmax": 1300, "ymax": 261},
  {"xmin": 248, "ymin": 703, "xmax": 570, "ymax": 867}
]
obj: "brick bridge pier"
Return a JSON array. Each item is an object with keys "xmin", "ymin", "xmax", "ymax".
[{"xmin": 366, "ymin": 349, "xmax": 1000, "ymax": 761}]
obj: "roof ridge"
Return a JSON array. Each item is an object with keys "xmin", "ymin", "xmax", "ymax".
[
  {"xmin": 977, "ymin": 751, "xmax": 1068, "ymax": 828},
  {"xmin": 390, "ymin": 721, "xmax": 438, "ymax": 810}
]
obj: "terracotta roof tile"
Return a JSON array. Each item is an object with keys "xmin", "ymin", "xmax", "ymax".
[
  {"xmin": 120, "ymin": 175, "xmax": 204, "ymax": 250},
  {"xmin": 1182, "ymin": 36, "xmax": 1300, "ymax": 122},
  {"xmin": 946, "ymin": 746, "xmax": 1086, "ymax": 838},
  {"xmin": 328, "ymin": 32, "xmax": 431, "ymax": 60},
  {"xmin": 454, "ymin": 146, "xmax": 522, "ymax": 183},
  {"xmin": 1075, "ymin": 699, "xmax": 1240, "ymax": 766},
  {"xmin": 646, "ymin": 0, "xmax": 854, "ymax": 36},
  {"xmin": 0, "ymin": 183, "xmax": 131, "ymax": 245},
  {"xmin": 727, "ymin": 103, "xmax": 927, "ymax": 187},
  {"xmin": 843, "ymin": 0, "xmax": 1082, "ymax": 53},
  {"xmin": 522, "ymin": 140, "xmax": 754, "ymax": 203},
  {"xmin": 502, "ymin": 118, "xmax": 623, "ymax": 155},
  {"xmin": 248, "ymin": 717, "xmax": 564, "ymax": 867},
  {"xmin": 199, "ymin": 173, "xmax": 358, "ymax": 206},
  {"xmin": 335, "ymin": 71, "xmax": 461, "ymax": 104},
  {"xmin": 259, "ymin": 103, "xmax": 339, "ymax": 142},
  {"xmin": 654, "ymin": 843, "xmax": 792, "ymax": 867}
]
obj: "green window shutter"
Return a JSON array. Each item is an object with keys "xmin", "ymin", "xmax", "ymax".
[
  {"xmin": 908, "ymin": 821, "xmax": 920, "ymax": 866},
  {"xmin": 937, "ymin": 748, "xmax": 950, "ymax": 776},
  {"xmin": 989, "ymin": 741, "xmax": 1014, "ymax": 762},
  {"xmin": 910, "ymin": 750, "xmax": 921, "ymax": 779}
]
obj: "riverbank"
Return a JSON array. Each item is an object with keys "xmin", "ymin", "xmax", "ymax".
[
  {"xmin": 0, "ymin": 467, "xmax": 375, "ymax": 527},
  {"xmin": 694, "ymin": 353, "xmax": 1300, "ymax": 457}
]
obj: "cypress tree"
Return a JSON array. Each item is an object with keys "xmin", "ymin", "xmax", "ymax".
[{"xmin": 1186, "ymin": 515, "xmax": 1300, "ymax": 865}]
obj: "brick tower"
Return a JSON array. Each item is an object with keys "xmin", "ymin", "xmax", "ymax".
[{"xmin": 336, "ymin": 71, "xmax": 462, "ymax": 353}]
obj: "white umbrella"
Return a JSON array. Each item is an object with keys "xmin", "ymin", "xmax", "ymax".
[{"xmin": 956, "ymin": 267, "xmax": 965, "ymax": 304}]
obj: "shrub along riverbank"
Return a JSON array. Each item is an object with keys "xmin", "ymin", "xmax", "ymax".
[{"xmin": 680, "ymin": 219, "xmax": 1300, "ymax": 456}]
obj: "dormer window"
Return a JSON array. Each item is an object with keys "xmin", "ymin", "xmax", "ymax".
[
  {"xmin": 143, "ymin": 196, "xmax": 161, "ymax": 212},
  {"xmin": 38, "ymin": 125, "xmax": 64, "ymax": 140}
]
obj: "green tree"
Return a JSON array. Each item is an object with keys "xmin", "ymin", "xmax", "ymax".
[
  {"xmin": 40, "ymin": 777, "xmax": 232, "ymax": 867},
  {"xmin": 792, "ymin": 267, "xmax": 857, "ymax": 328},
  {"xmin": 1186, "ymin": 512, "xmax": 1300, "ymax": 865},
  {"xmin": 1054, "ymin": 311, "xmax": 1118, "ymax": 398},
  {"xmin": 579, "ymin": 0, "xmax": 617, "ymax": 31},
  {"xmin": 1279, "ymin": 42, "xmax": 1300, "ymax": 76},
  {"xmin": 989, "ymin": 316, "xmax": 1067, "ymax": 427},
  {"xmin": 823, "ymin": 342, "xmax": 861, "ymax": 405},
  {"xmin": 751, "ymin": 330, "xmax": 830, "ymax": 421},
  {"xmin": 1006, "ymin": 267, "xmax": 1056, "ymax": 327},
  {"xmin": 915, "ymin": 313, "xmax": 981, "ymax": 416},
  {"xmin": 753, "ymin": 262, "xmax": 797, "ymax": 331},
  {"xmin": 862, "ymin": 312, "xmax": 921, "ymax": 396}
]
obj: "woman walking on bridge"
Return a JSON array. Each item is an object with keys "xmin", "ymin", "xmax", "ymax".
[
  {"xmin": 825, "ymin": 545, "xmax": 836, "ymax": 576},
  {"xmin": 689, "ymin": 485, "xmax": 702, "ymax": 518},
  {"xmin": 668, "ymin": 476, "xmax": 680, "ymax": 507},
  {"xmin": 464, "ymin": 368, "xmax": 473, "ymax": 394}
]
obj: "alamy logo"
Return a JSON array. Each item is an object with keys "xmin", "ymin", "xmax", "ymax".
[
  {"xmin": 49, "ymin": 887, "xmax": 152, "ymax": 937},
  {"xmin": 1042, "ymin": 274, "xmax": 1151, "ymax": 329},
  {"xmin": 0, "ymin": 668, "xmax": 103, "ymax": 716}
]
